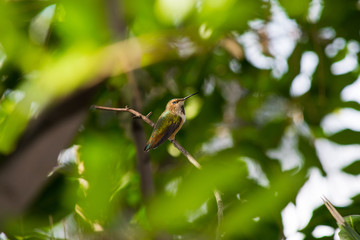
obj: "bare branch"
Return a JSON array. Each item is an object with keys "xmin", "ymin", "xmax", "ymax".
[
  {"xmin": 170, "ymin": 139, "xmax": 201, "ymax": 169},
  {"xmin": 93, "ymin": 105, "xmax": 155, "ymax": 127},
  {"xmin": 146, "ymin": 112, "xmax": 152, "ymax": 118}
]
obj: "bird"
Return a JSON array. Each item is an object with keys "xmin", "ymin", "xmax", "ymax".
[{"xmin": 144, "ymin": 92, "xmax": 198, "ymax": 151}]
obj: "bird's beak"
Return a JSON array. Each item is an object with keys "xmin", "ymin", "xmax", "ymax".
[{"xmin": 180, "ymin": 92, "xmax": 199, "ymax": 101}]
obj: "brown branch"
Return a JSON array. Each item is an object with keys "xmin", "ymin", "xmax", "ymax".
[
  {"xmin": 93, "ymin": 105, "xmax": 155, "ymax": 127},
  {"xmin": 93, "ymin": 104, "xmax": 223, "ymax": 239},
  {"xmin": 170, "ymin": 139, "xmax": 201, "ymax": 169}
]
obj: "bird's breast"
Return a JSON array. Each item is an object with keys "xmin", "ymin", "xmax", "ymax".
[{"xmin": 177, "ymin": 111, "xmax": 185, "ymax": 123}]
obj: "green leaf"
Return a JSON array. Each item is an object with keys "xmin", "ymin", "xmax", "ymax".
[
  {"xmin": 341, "ymin": 102, "xmax": 360, "ymax": 112},
  {"xmin": 339, "ymin": 215, "xmax": 360, "ymax": 240},
  {"xmin": 279, "ymin": 0, "xmax": 311, "ymax": 18},
  {"xmin": 148, "ymin": 153, "xmax": 248, "ymax": 231},
  {"xmin": 320, "ymin": 0, "xmax": 360, "ymax": 39},
  {"xmin": 329, "ymin": 129, "xmax": 360, "ymax": 145},
  {"xmin": 258, "ymin": 120, "xmax": 288, "ymax": 149},
  {"xmin": 343, "ymin": 160, "xmax": 360, "ymax": 175},
  {"xmin": 298, "ymin": 135, "xmax": 325, "ymax": 174}
]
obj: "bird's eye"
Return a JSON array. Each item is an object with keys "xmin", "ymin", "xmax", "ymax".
[{"xmin": 172, "ymin": 101, "xmax": 176, "ymax": 104}]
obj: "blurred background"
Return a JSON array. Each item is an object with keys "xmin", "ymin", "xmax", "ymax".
[{"xmin": 0, "ymin": 0, "xmax": 360, "ymax": 239}]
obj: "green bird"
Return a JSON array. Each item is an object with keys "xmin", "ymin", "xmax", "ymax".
[{"xmin": 144, "ymin": 92, "xmax": 198, "ymax": 151}]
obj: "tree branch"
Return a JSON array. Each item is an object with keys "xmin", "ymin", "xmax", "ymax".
[
  {"xmin": 170, "ymin": 139, "xmax": 201, "ymax": 170},
  {"xmin": 93, "ymin": 104, "xmax": 223, "ymax": 239},
  {"xmin": 93, "ymin": 105, "xmax": 155, "ymax": 127}
]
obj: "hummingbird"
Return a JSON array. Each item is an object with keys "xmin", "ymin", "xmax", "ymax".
[{"xmin": 144, "ymin": 92, "xmax": 199, "ymax": 151}]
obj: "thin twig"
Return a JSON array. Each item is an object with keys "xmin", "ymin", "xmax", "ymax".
[
  {"xmin": 49, "ymin": 215, "xmax": 54, "ymax": 240},
  {"xmin": 94, "ymin": 105, "xmax": 223, "ymax": 238},
  {"xmin": 93, "ymin": 105, "xmax": 155, "ymax": 127},
  {"xmin": 214, "ymin": 189, "xmax": 223, "ymax": 239},
  {"xmin": 170, "ymin": 139, "xmax": 201, "ymax": 169}
]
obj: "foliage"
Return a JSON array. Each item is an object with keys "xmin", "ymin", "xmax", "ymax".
[{"xmin": 0, "ymin": 0, "xmax": 360, "ymax": 239}]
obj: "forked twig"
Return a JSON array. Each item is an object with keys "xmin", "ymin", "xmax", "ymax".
[{"xmin": 93, "ymin": 105, "xmax": 154, "ymax": 127}]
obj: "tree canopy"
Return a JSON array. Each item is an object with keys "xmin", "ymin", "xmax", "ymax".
[{"xmin": 0, "ymin": 0, "xmax": 360, "ymax": 239}]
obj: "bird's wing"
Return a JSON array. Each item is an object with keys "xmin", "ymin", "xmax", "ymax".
[{"xmin": 148, "ymin": 112, "xmax": 182, "ymax": 149}]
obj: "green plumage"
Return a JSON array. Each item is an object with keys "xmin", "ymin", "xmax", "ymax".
[{"xmin": 144, "ymin": 111, "xmax": 182, "ymax": 151}]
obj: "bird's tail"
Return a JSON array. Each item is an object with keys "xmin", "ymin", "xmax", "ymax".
[{"xmin": 144, "ymin": 143, "xmax": 151, "ymax": 152}]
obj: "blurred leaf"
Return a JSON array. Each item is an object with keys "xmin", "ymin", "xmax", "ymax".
[
  {"xmin": 154, "ymin": 0, "xmax": 196, "ymax": 25},
  {"xmin": 148, "ymin": 153, "xmax": 248, "ymax": 232},
  {"xmin": 76, "ymin": 128, "xmax": 136, "ymax": 225},
  {"xmin": 329, "ymin": 72, "xmax": 359, "ymax": 98},
  {"xmin": 329, "ymin": 129, "xmax": 360, "ymax": 145},
  {"xmin": 320, "ymin": 0, "xmax": 360, "ymax": 39},
  {"xmin": 279, "ymin": 0, "xmax": 311, "ymax": 18},
  {"xmin": 197, "ymin": 0, "xmax": 263, "ymax": 36},
  {"xmin": 342, "ymin": 160, "xmax": 360, "ymax": 175},
  {"xmin": 341, "ymin": 101, "xmax": 360, "ymax": 112},
  {"xmin": 222, "ymin": 169, "xmax": 305, "ymax": 237},
  {"xmin": 57, "ymin": 0, "xmax": 111, "ymax": 46},
  {"xmin": 332, "ymin": 45, "xmax": 348, "ymax": 62},
  {"xmin": 339, "ymin": 215, "xmax": 360, "ymax": 240},
  {"xmin": 125, "ymin": 0, "xmax": 164, "ymax": 35},
  {"xmin": 298, "ymin": 135, "xmax": 326, "ymax": 174},
  {"xmin": 258, "ymin": 120, "xmax": 288, "ymax": 149}
]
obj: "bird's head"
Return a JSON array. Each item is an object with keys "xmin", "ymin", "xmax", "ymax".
[{"xmin": 165, "ymin": 92, "xmax": 198, "ymax": 115}]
